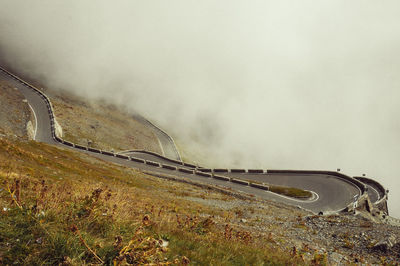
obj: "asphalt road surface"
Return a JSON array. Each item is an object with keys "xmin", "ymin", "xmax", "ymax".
[
  {"xmin": 0, "ymin": 68, "xmax": 381, "ymax": 214},
  {"xmin": 132, "ymin": 114, "xmax": 181, "ymax": 161}
]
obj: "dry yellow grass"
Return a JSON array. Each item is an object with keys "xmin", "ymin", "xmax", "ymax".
[{"xmin": 0, "ymin": 137, "xmax": 308, "ymax": 265}]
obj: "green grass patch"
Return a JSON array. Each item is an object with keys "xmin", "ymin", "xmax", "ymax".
[{"xmin": 270, "ymin": 185, "xmax": 312, "ymax": 199}]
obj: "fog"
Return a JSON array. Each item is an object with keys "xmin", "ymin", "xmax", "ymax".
[{"xmin": 1, "ymin": 1, "xmax": 399, "ymax": 217}]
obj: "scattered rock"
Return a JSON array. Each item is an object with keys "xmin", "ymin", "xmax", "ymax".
[
  {"xmin": 373, "ymin": 234, "xmax": 397, "ymax": 253},
  {"xmin": 161, "ymin": 239, "xmax": 169, "ymax": 247},
  {"xmin": 0, "ymin": 81, "xmax": 31, "ymax": 139},
  {"xmin": 329, "ymin": 252, "xmax": 344, "ymax": 264}
]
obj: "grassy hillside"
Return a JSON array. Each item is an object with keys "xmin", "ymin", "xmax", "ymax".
[
  {"xmin": 1, "ymin": 74, "xmax": 399, "ymax": 265},
  {"xmin": 0, "ymin": 138, "xmax": 308, "ymax": 265}
]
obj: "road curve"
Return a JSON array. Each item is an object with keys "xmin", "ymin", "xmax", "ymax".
[
  {"xmin": 131, "ymin": 114, "xmax": 181, "ymax": 161},
  {"xmin": 0, "ymin": 65, "xmax": 387, "ymax": 215}
]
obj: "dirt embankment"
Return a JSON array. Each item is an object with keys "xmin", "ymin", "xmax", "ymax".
[
  {"xmin": 47, "ymin": 90, "xmax": 162, "ymax": 153},
  {"xmin": 0, "ymin": 60, "xmax": 163, "ymax": 153},
  {"xmin": 0, "ymin": 80, "xmax": 32, "ymax": 139},
  {"xmin": 0, "ymin": 63, "xmax": 162, "ymax": 153}
]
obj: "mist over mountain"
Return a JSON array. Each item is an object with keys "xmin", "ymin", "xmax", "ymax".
[{"xmin": 1, "ymin": 0, "xmax": 399, "ymax": 217}]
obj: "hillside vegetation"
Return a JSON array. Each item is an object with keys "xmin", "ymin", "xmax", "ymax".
[
  {"xmin": 1, "ymin": 75, "xmax": 400, "ymax": 265},
  {"xmin": 0, "ymin": 138, "xmax": 308, "ymax": 265}
]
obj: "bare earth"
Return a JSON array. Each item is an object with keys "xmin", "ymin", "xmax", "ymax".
[
  {"xmin": 0, "ymin": 80, "xmax": 31, "ymax": 139},
  {"xmin": 0, "ymin": 62, "xmax": 162, "ymax": 153},
  {"xmin": 47, "ymin": 89, "xmax": 162, "ymax": 153}
]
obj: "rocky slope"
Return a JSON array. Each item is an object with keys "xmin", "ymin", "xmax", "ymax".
[
  {"xmin": 0, "ymin": 80, "xmax": 32, "ymax": 139},
  {"xmin": 0, "ymin": 64, "xmax": 163, "ymax": 154},
  {"xmin": 47, "ymin": 89, "xmax": 162, "ymax": 153}
]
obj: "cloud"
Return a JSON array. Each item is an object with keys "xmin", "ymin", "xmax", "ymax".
[{"xmin": 1, "ymin": 0, "xmax": 399, "ymax": 217}]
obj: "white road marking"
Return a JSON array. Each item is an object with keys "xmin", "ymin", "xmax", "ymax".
[
  {"xmin": 157, "ymin": 137, "xmax": 166, "ymax": 156},
  {"xmin": 28, "ymin": 103, "xmax": 37, "ymax": 140},
  {"xmin": 265, "ymin": 190, "xmax": 320, "ymax": 203},
  {"xmin": 368, "ymin": 185, "xmax": 381, "ymax": 201},
  {"xmin": 3, "ymin": 65, "xmax": 385, "ymax": 216}
]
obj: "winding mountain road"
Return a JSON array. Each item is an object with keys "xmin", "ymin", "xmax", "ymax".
[
  {"xmin": 131, "ymin": 114, "xmax": 181, "ymax": 161},
  {"xmin": 0, "ymin": 66, "xmax": 387, "ymax": 215}
]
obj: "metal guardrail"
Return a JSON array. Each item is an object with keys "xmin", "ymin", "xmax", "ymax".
[
  {"xmin": 248, "ymin": 169, "xmax": 264, "ymax": 174},
  {"xmin": 231, "ymin": 169, "xmax": 246, "ymax": 173},
  {"xmin": 195, "ymin": 171, "xmax": 212, "ymax": 177},
  {"xmin": 354, "ymin": 176, "xmax": 387, "ymax": 201},
  {"xmin": 119, "ymin": 150, "xmax": 187, "ymax": 167},
  {"xmin": 250, "ymin": 183, "xmax": 270, "ymax": 190},
  {"xmin": 231, "ymin": 178, "xmax": 250, "ymax": 186},
  {"xmin": 116, "ymin": 154, "xmax": 129, "ymax": 160},
  {"xmin": 213, "ymin": 169, "xmax": 229, "ymax": 173},
  {"xmin": 198, "ymin": 168, "xmax": 212, "ymax": 173},
  {"xmin": 354, "ymin": 176, "xmax": 388, "ymax": 205},
  {"xmin": 0, "ymin": 66, "xmax": 187, "ymax": 164},
  {"xmin": 161, "ymin": 164, "xmax": 177, "ymax": 170},
  {"xmin": 178, "ymin": 168, "xmax": 194, "ymax": 174},
  {"xmin": 146, "ymin": 160, "xmax": 160, "ymax": 167},
  {"xmin": 1, "ymin": 65, "xmax": 386, "ymax": 208},
  {"xmin": 130, "ymin": 157, "xmax": 145, "ymax": 163},
  {"xmin": 213, "ymin": 175, "xmax": 230, "ymax": 181},
  {"xmin": 133, "ymin": 115, "xmax": 182, "ymax": 161}
]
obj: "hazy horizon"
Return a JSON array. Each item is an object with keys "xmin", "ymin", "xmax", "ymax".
[{"xmin": 1, "ymin": 0, "xmax": 399, "ymax": 217}]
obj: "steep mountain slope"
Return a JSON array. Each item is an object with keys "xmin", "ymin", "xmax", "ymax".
[
  {"xmin": 48, "ymin": 89, "xmax": 162, "ymax": 153},
  {"xmin": 0, "ymin": 80, "xmax": 32, "ymax": 139},
  {"xmin": 2, "ymin": 138, "xmax": 400, "ymax": 264},
  {"xmin": 0, "ymin": 138, "xmax": 309, "ymax": 265},
  {"xmin": 0, "ymin": 63, "xmax": 163, "ymax": 154},
  {"xmin": 1, "ymin": 75, "xmax": 399, "ymax": 264}
]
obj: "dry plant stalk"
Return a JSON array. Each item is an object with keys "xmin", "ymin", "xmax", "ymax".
[
  {"xmin": 70, "ymin": 224, "xmax": 104, "ymax": 264},
  {"xmin": 224, "ymin": 224, "xmax": 232, "ymax": 240},
  {"xmin": 32, "ymin": 179, "xmax": 48, "ymax": 213},
  {"xmin": 6, "ymin": 179, "xmax": 22, "ymax": 209}
]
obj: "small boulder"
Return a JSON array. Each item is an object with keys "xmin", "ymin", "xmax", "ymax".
[
  {"xmin": 329, "ymin": 252, "xmax": 344, "ymax": 264},
  {"xmin": 373, "ymin": 234, "xmax": 397, "ymax": 253}
]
